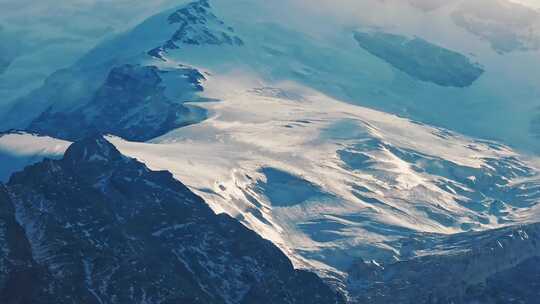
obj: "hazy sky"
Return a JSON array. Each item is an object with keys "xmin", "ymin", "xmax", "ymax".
[
  {"xmin": 0, "ymin": 0, "xmax": 182, "ymax": 106},
  {"xmin": 512, "ymin": 0, "xmax": 540, "ymax": 7}
]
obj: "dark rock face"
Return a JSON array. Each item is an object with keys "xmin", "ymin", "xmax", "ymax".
[
  {"xmin": 353, "ymin": 31, "xmax": 484, "ymax": 87},
  {"xmin": 148, "ymin": 0, "xmax": 244, "ymax": 60},
  {"xmin": 0, "ymin": 136, "xmax": 344, "ymax": 304},
  {"xmin": 1, "ymin": 65, "xmax": 110, "ymax": 131},
  {"xmin": 347, "ymin": 223, "xmax": 540, "ymax": 304},
  {"xmin": 28, "ymin": 64, "xmax": 206, "ymax": 142},
  {"xmin": 0, "ymin": 186, "xmax": 54, "ymax": 304}
]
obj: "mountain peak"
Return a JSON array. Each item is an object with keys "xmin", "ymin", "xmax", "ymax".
[
  {"xmin": 148, "ymin": 0, "xmax": 243, "ymax": 60},
  {"xmin": 63, "ymin": 135, "xmax": 123, "ymax": 163},
  {"xmin": 2, "ymin": 132, "xmax": 344, "ymax": 304}
]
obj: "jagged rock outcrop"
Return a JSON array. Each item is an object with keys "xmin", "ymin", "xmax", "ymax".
[
  {"xmin": 28, "ymin": 64, "xmax": 206, "ymax": 142},
  {"xmin": 0, "ymin": 186, "xmax": 54, "ymax": 303},
  {"xmin": 0, "ymin": 136, "xmax": 344, "ymax": 304},
  {"xmin": 148, "ymin": 0, "xmax": 243, "ymax": 60}
]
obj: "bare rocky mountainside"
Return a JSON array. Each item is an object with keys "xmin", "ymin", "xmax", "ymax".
[
  {"xmin": 0, "ymin": 136, "xmax": 343, "ymax": 304},
  {"xmin": 348, "ymin": 223, "xmax": 540, "ymax": 303}
]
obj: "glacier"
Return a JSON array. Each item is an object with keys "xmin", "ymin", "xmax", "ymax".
[{"xmin": 0, "ymin": 0, "xmax": 539, "ymax": 302}]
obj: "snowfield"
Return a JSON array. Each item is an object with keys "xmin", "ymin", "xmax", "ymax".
[
  {"xmin": 110, "ymin": 76, "xmax": 540, "ymax": 275},
  {"xmin": 3, "ymin": 75, "xmax": 540, "ymax": 283}
]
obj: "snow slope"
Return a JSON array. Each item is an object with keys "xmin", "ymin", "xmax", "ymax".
[
  {"xmin": 4, "ymin": 0, "xmax": 540, "ymax": 153},
  {"xmin": 108, "ymin": 76, "xmax": 540, "ymax": 274},
  {"xmin": 140, "ymin": 0, "xmax": 540, "ymax": 152},
  {"xmin": 3, "ymin": 76, "xmax": 540, "ymax": 282}
]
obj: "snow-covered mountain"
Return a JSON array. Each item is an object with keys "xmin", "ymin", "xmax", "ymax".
[
  {"xmin": 28, "ymin": 64, "xmax": 207, "ymax": 141},
  {"xmin": 0, "ymin": 135, "xmax": 343, "ymax": 304},
  {"xmin": 3, "ymin": 0, "xmax": 540, "ymax": 150},
  {"xmin": 3, "ymin": 81, "xmax": 540, "ymax": 299},
  {"xmin": 1, "ymin": 0, "xmax": 540, "ymax": 302}
]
